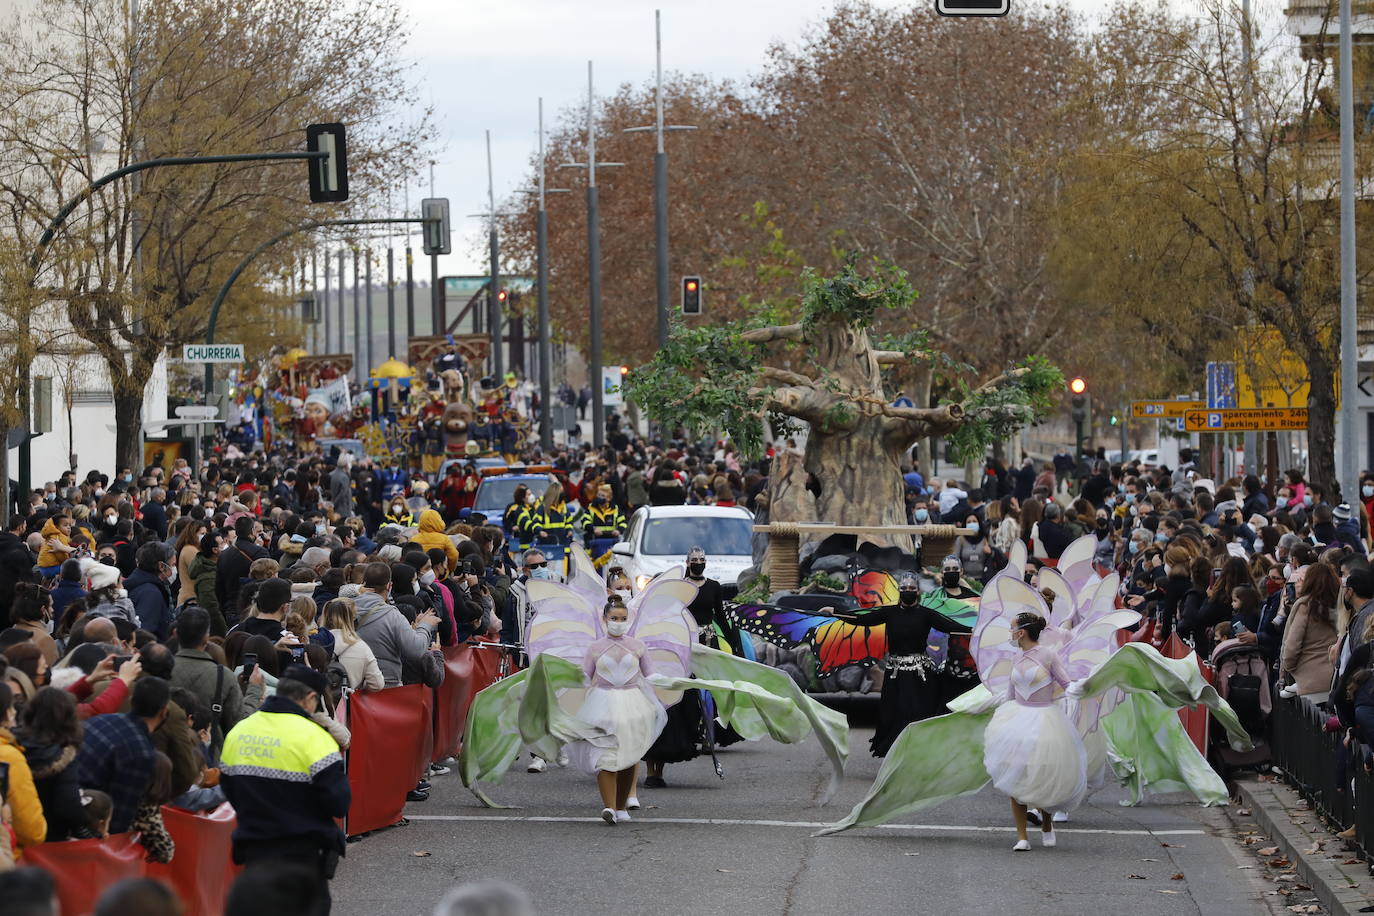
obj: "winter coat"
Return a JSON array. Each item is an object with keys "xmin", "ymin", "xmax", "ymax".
[
  {"xmin": 49, "ymin": 579, "xmax": 86, "ymax": 619},
  {"xmin": 35, "ymin": 517, "xmax": 70, "ymax": 569},
  {"xmin": 125, "ymin": 568, "xmax": 174, "ymax": 640},
  {"xmin": 169, "ymin": 646, "xmax": 264, "ymax": 754},
  {"xmin": 354, "ymin": 591, "xmax": 438, "ymax": 687},
  {"xmin": 0, "ymin": 727, "xmax": 46, "ymax": 855},
  {"xmin": 0, "ymin": 531, "xmax": 36, "ymax": 627},
  {"xmin": 410, "ymin": 509, "xmax": 459, "ymax": 568},
  {"xmin": 189, "ymin": 553, "xmax": 224, "ymax": 633},
  {"xmin": 21, "ymin": 740, "xmax": 83, "ymax": 841},
  {"xmin": 1281, "ymin": 595, "xmax": 1338, "ymax": 696},
  {"xmin": 328, "ymin": 632, "xmax": 385, "ymax": 692}
]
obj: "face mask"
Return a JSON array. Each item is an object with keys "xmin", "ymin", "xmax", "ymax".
[
  {"xmin": 1364, "ymin": 485, "xmax": 1374, "ymax": 499},
  {"xmin": 393, "ymin": 505, "xmax": 404, "ymax": 514},
  {"xmin": 914, "ymin": 508, "xmax": 929, "ymax": 523},
  {"xmin": 420, "ymin": 571, "xmax": 436, "ymax": 586},
  {"xmin": 44, "ymin": 492, "xmax": 54, "ymax": 501},
  {"xmin": 614, "ymin": 588, "xmax": 632, "ymax": 601},
  {"xmin": 1303, "ymin": 495, "xmax": 1313, "ymax": 507},
  {"xmin": 316, "ymin": 523, "xmax": 326, "ymax": 535},
  {"xmin": 898, "ymin": 589, "xmax": 920, "ymax": 606},
  {"xmin": 412, "ymin": 581, "xmax": 421, "ymax": 594},
  {"xmin": 93, "ymin": 488, "xmax": 104, "ymax": 497},
  {"xmin": 525, "ymin": 493, "xmax": 536, "ymax": 505},
  {"xmin": 1105, "ymin": 496, "xmax": 1116, "ymax": 509},
  {"xmin": 1129, "ymin": 505, "xmax": 1138, "ymax": 517},
  {"xmin": 123, "ymin": 474, "xmax": 132, "ymax": 483},
  {"xmin": 1117, "ymin": 483, "xmax": 1126, "ymax": 494},
  {"xmin": 1128, "ymin": 540, "xmax": 1141, "ymax": 555},
  {"xmin": 605, "ymin": 620, "xmax": 629, "ymax": 637},
  {"xmin": 105, "ymin": 513, "xmax": 117, "ymax": 524},
  {"xmin": 965, "ymin": 520, "xmax": 979, "ymax": 535},
  {"xmin": 1155, "ymin": 532, "xmax": 1169, "ymax": 543},
  {"xmin": 529, "ymin": 566, "xmax": 553, "ymax": 580},
  {"xmin": 1096, "ymin": 518, "xmax": 1109, "ymax": 531},
  {"xmin": 942, "ymin": 571, "xmax": 960, "ymax": 588},
  {"xmin": 687, "ymin": 561, "xmax": 706, "ymax": 577}
]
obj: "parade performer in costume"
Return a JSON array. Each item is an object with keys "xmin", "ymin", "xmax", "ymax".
[
  {"xmin": 816, "ymin": 549, "xmax": 1253, "ymax": 844},
  {"xmin": 927, "ymin": 555, "xmax": 982, "ymax": 706},
  {"xmin": 825, "ymin": 570, "xmax": 974, "ymax": 757},
  {"xmin": 458, "ymin": 546, "xmax": 849, "ymax": 816}
]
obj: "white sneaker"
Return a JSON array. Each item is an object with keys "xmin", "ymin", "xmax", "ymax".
[
  {"xmin": 615, "ymin": 810, "xmax": 631, "ymax": 822},
  {"xmin": 556, "ymin": 751, "xmax": 570, "ymax": 767},
  {"xmin": 1042, "ymin": 829, "xmax": 1057, "ymax": 848},
  {"xmin": 626, "ymin": 796, "xmax": 641, "ymax": 810},
  {"xmin": 1052, "ymin": 811, "xmax": 1068, "ymax": 823},
  {"xmin": 1012, "ymin": 839, "xmax": 1031, "ymax": 851},
  {"xmin": 526, "ymin": 757, "xmax": 547, "ymax": 774},
  {"xmin": 601, "ymin": 807, "xmax": 617, "ymax": 825}
]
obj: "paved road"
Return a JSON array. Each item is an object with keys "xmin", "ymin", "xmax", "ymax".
[{"xmin": 332, "ymin": 701, "xmax": 1277, "ymax": 916}]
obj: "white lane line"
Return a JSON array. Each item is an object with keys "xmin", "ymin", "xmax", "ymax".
[{"xmin": 403, "ymin": 814, "xmax": 1204, "ymax": 836}]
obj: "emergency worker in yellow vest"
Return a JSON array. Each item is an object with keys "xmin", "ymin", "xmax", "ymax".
[
  {"xmin": 581, "ymin": 483, "xmax": 626, "ymax": 565},
  {"xmin": 220, "ymin": 664, "xmax": 350, "ymax": 914}
]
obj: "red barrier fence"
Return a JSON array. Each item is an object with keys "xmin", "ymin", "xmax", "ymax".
[
  {"xmin": 26, "ymin": 803, "xmax": 238, "ymax": 916},
  {"xmin": 345, "ymin": 683, "xmax": 433, "ymax": 836},
  {"xmin": 23, "ymin": 640, "xmax": 516, "ymax": 912},
  {"xmin": 146, "ymin": 804, "xmax": 241, "ymax": 916}
]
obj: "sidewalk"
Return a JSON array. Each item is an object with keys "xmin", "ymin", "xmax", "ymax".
[{"xmin": 1232, "ymin": 775, "xmax": 1374, "ymax": 915}]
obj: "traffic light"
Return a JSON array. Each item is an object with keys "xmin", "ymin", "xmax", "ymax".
[
  {"xmin": 681, "ymin": 276, "xmax": 702, "ymax": 315},
  {"xmin": 305, "ymin": 123, "xmax": 349, "ymax": 203},
  {"xmin": 1069, "ymin": 377, "xmax": 1088, "ymax": 424},
  {"xmin": 421, "ymin": 198, "xmax": 451, "ymax": 255},
  {"xmin": 497, "ymin": 289, "xmax": 508, "ymax": 303},
  {"xmin": 619, "ymin": 365, "xmax": 630, "ymax": 376}
]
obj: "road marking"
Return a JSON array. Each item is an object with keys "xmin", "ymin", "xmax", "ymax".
[{"xmin": 403, "ymin": 814, "xmax": 1204, "ymax": 836}]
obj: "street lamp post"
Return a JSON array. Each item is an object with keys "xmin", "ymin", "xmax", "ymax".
[
  {"xmin": 559, "ymin": 62, "xmax": 623, "ymax": 449},
  {"xmin": 1340, "ymin": 0, "xmax": 1359, "ymax": 501},
  {"xmin": 519, "ymin": 98, "xmax": 572, "ymax": 453},
  {"xmin": 624, "ymin": 9, "xmax": 696, "ymax": 349}
]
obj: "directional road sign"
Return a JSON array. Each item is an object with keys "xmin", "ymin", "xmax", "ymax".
[
  {"xmin": 1182, "ymin": 407, "xmax": 1308, "ymax": 432},
  {"xmin": 1131, "ymin": 399, "xmax": 1205, "ymax": 419}
]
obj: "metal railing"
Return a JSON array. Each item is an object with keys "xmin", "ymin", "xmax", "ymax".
[{"xmin": 1269, "ymin": 693, "xmax": 1374, "ymax": 858}]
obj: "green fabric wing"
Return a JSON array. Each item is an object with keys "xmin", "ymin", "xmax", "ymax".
[
  {"xmin": 1076, "ymin": 643, "xmax": 1253, "ymax": 752},
  {"xmin": 814, "ymin": 710, "xmax": 994, "ymax": 836},
  {"xmin": 921, "ymin": 589, "xmax": 980, "ymax": 629},
  {"xmin": 459, "ymin": 654, "xmax": 601, "ymax": 807},
  {"xmin": 651, "ymin": 644, "xmax": 851, "ymax": 805},
  {"xmin": 1102, "ymin": 692, "xmax": 1229, "ymax": 806}
]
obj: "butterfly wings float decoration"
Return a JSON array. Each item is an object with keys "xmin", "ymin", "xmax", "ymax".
[{"xmin": 733, "ymin": 604, "xmax": 889, "ymax": 675}]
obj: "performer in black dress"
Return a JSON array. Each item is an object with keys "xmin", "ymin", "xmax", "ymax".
[
  {"xmin": 827, "ymin": 570, "xmax": 973, "ymax": 757},
  {"xmin": 643, "ymin": 547, "xmax": 741, "ymax": 787}
]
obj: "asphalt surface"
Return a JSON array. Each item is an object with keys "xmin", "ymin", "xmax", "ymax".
[{"xmin": 332, "ymin": 699, "xmax": 1280, "ymax": 916}]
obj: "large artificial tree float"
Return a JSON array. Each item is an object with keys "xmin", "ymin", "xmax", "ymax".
[{"xmin": 624, "ymin": 260, "xmax": 1063, "ymax": 539}]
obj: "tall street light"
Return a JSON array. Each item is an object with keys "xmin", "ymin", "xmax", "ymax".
[
  {"xmin": 518, "ymin": 98, "xmax": 571, "ymax": 452},
  {"xmin": 624, "ymin": 9, "xmax": 696, "ymax": 349},
  {"xmin": 559, "ymin": 61, "xmax": 623, "ymax": 449}
]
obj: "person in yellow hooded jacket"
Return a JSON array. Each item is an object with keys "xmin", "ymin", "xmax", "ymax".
[
  {"xmin": 36, "ymin": 513, "xmax": 76, "ymax": 576},
  {"xmin": 411, "ymin": 509, "xmax": 459, "ymax": 569},
  {"xmin": 0, "ymin": 682, "xmax": 47, "ymax": 859}
]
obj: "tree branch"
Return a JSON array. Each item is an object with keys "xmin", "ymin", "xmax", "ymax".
[
  {"xmin": 758, "ymin": 366, "xmax": 817, "ymax": 387},
  {"xmin": 740, "ymin": 323, "xmax": 804, "ymax": 344},
  {"xmin": 873, "ymin": 350, "xmax": 908, "ymax": 365},
  {"xmin": 967, "ymin": 366, "xmax": 1031, "ymax": 400}
]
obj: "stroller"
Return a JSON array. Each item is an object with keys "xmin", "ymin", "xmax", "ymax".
[{"xmin": 1208, "ymin": 638, "xmax": 1273, "ymax": 774}]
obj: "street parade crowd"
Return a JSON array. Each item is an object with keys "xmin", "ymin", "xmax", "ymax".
[{"xmin": 1, "ymin": 381, "xmax": 1373, "ymax": 914}]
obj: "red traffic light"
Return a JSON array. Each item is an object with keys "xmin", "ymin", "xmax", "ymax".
[
  {"xmin": 1068, "ymin": 377, "xmax": 1087, "ymax": 395},
  {"xmin": 685, "ymin": 280, "xmax": 698, "ymax": 292},
  {"xmin": 497, "ymin": 289, "xmax": 508, "ymax": 302},
  {"xmin": 619, "ymin": 365, "xmax": 630, "ymax": 376}
]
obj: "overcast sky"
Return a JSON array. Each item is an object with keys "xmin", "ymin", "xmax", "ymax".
[{"xmin": 395, "ymin": 0, "xmax": 1285, "ymax": 274}]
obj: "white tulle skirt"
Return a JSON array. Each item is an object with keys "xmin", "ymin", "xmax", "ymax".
[
  {"xmin": 566, "ymin": 683, "xmax": 667, "ymax": 774},
  {"xmin": 983, "ymin": 700, "xmax": 1088, "ymax": 813}
]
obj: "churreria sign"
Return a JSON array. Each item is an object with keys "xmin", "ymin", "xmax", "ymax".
[{"xmin": 182, "ymin": 344, "xmax": 244, "ymax": 363}]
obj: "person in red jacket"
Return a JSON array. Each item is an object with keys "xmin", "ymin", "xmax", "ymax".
[{"xmin": 66, "ymin": 655, "xmax": 143, "ymax": 719}]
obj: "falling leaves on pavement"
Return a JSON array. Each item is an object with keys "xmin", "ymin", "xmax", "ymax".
[
  {"xmin": 1126, "ymin": 874, "xmax": 1147, "ymax": 880},
  {"xmin": 1238, "ymin": 808, "xmax": 1252, "ymax": 816},
  {"xmin": 1171, "ymin": 873, "xmax": 1185, "ymax": 881},
  {"xmin": 1258, "ymin": 846, "xmax": 1280, "ymax": 856},
  {"xmin": 411, "ymin": 851, "xmax": 431, "ymax": 857},
  {"xmin": 1267, "ymin": 857, "xmax": 1293, "ymax": 868}
]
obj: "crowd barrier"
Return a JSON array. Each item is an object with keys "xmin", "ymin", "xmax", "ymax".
[
  {"xmin": 25, "ymin": 803, "xmax": 238, "ymax": 916},
  {"xmin": 23, "ymin": 641, "xmax": 512, "ymax": 913}
]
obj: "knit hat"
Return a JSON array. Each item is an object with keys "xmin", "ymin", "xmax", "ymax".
[
  {"xmin": 85, "ymin": 561, "xmax": 120, "ymax": 591},
  {"xmin": 1335, "ymin": 503, "xmax": 1353, "ymax": 521}
]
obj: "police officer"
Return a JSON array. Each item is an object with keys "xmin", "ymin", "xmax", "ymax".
[{"xmin": 220, "ymin": 664, "xmax": 350, "ymax": 915}]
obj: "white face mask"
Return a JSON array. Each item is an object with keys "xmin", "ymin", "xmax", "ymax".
[
  {"xmin": 614, "ymin": 588, "xmax": 632, "ymax": 601},
  {"xmin": 420, "ymin": 571, "xmax": 436, "ymax": 586},
  {"xmin": 605, "ymin": 619, "xmax": 629, "ymax": 637}
]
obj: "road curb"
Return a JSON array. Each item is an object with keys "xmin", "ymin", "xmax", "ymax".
[{"xmin": 1232, "ymin": 776, "xmax": 1373, "ymax": 915}]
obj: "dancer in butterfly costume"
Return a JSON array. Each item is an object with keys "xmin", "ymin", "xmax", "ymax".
[
  {"xmin": 458, "ymin": 545, "xmax": 850, "ymax": 820},
  {"xmin": 817, "ymin": 535, "xmax": 1255, "ymax": 846}
]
